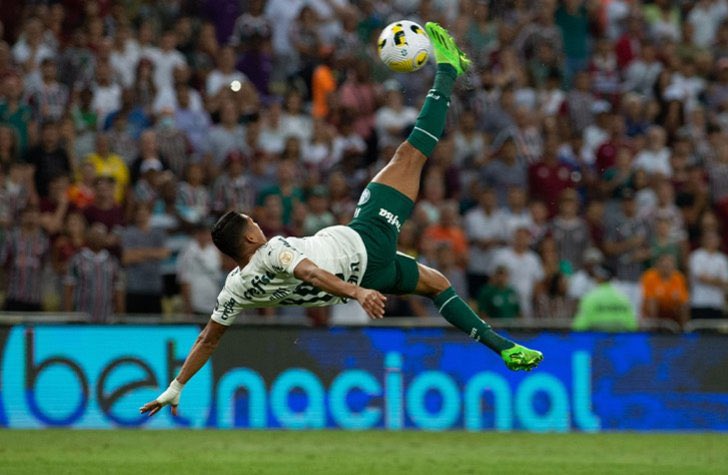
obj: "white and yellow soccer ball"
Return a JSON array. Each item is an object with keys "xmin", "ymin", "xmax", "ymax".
[{"xmin": 377, "ymin": 20, "xmax": 431, "ymax": 73}]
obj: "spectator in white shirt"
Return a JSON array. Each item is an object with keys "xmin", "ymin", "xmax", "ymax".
[
  {"xmin": 491, "ymin": 226, "xmax": 545, "ymax": 319},
  {"xmin": 177, "ymin": 222, "xmax": 223, "ymax": 316},
  {"xmin": 91, "ymin": 61, "xmax": 122, "ymax": 129},
  {"xmin": 206, "ymin": 46, "xmax": 249, "ymax": 97},
  {"xmin": 464, "ymin": 188, "xmax": 506, "ymax": 299},
  {"xmin": 151, "ymin": 30, "xmax": 187, "ymax": 91},
  {"xmin": 688, "ymin": 0, "xmax": 728, "ymax": 49},
  {"xmin": 633, "ymin": 126, "xmax": 672, "ymax": 178},
  {"xmin": 689, "ymin": 230, "xmax": 728, "ymax": 320},
  {"xmin": 375, "ymin": 80, "xmax": 418, "ymax": 150},
  {"xmin": 110, "ymin": 24, "xmax": 140, "ymax": 89}
]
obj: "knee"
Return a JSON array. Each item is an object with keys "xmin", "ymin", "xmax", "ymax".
[{"xmin": 417, "ymin": 265, "xmax": 451, "ymax": 296}]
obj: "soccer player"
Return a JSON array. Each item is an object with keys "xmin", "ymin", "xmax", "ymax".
[{"xmin": 141, "ymin": 23, "xmax": 543, "ymax": 417}]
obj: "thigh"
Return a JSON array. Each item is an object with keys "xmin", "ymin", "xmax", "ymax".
[
  {"xmin": 350, "ymin": 182, "xmax": 414, "ymax": 274},
  {"xmin": 361, "ymin": 252, "xmax": 420, "ymax": 295}
]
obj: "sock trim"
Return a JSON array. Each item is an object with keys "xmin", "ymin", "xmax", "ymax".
[
  {"xmin": 412, "ymin": 126, "xmax": 439, "ymax": 143},
  {"xmin": 437, "ymin": 295, "xmax": 457, "ymax": 313}
]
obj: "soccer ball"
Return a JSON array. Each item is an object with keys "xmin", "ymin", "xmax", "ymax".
[{"xmin": 377, "ymin": 20, "xmax": 431, "ymax": 73}]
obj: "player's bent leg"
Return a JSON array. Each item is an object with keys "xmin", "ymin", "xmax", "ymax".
[
  {"xmin": 371, "ymin": 142, "xmax": 427, "ymax": 202},
  {"xmin": 414, "ymin": 263, "xmax": 544, "ymax": 371}
]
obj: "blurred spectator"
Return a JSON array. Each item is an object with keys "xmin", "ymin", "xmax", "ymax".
[
  {"xmin": 481, "ymin": 136, "xmax": 528, "ymax": 207},
  {"xmin": 155, "ymin": 110, "xmax": 191, "ymax": 178},
  {"xmin": 491, "ymin": 226, "xmax": 545, "ymax": 319},
  {"xmin": 528, "ymin": 135, "xmax": 578, "ymax": 215},
  {"xmin": 150, "ymin": 30, "xmax": 187, "ymax": 91},
  {"xmin": 648, "ymin": 213, "xmax": 686, "ymax": 269},
  {"xmin": 83, "ymin": 175, "xmax": 124, "ymax": 244},
  {"xmin": 0, "ymin": 125, "xmax": 19, "ymax": 167},
  {"xmin": 303, "ymin": 185, "xmax": 335, "ymax": 235},
  {"xmin": 568, "ymin": 247, "xmax": 605, "ymax": 300},
  {"xmin": 572, "ymin": 266, "xmax": 638, "ymax": 331},
  {"xmin": 280, "ymin": 89, "xmax": 313, "ymax": 144},
  {"xmin": 91, "ymin": 61, "xmax": 122, "ymax": 128},
  {"xmin": 27, "ymin": 58, "xmax": 68, "ymax": 123},
  {"xmin": 501, "ymin": 187, "xmax": 533, "ymax": 239},
  {"xmin": 376, "ymin": 80, "xmax": 417, "ymax": 150},
  {"xmin": 551, "ymin": 189, "xmax": 591, "ymax": 269},
  {"xmin": 257, "ymin": 159, "xmax": 303, "ymax": 226},
  {"xmin": 206, "ymin": 46, "xmax": 249, "ymax": 97},
  {"xmin": 464, "ymin": 188, "xmax": 506, "ymax": 299},
  {"xmin": 211, "ymin": 151, "xmax": 255, "ymax": 217},
  {"xmin": 177, "ymin": 163, "xmax": 210, "ymax": 224},
  {"xmin": 24, "ymin": 120, "xmax": 71, "ymax": 199},
  {"xmin": 39, "ymin": 174, "xmax": 71, "ymax": 236},
  {"xmin": 120, "ymin": 203, "xmax": 169, "ymax": 314},
  {"xmin": 476, "ymin": 264, "xmax": 521, "ymax": 320},
  {"xmin": 423, "ymin": 201, "xmax": 469, "ymax": 268},
  {"xmin": 633, "ymin": 126, "xmax": 671, "ymax": 178},
  {"xmin": 177, "ymin": 221, "xmax": 222, "ymax": 316},
  {"xmin": 205, "ymin": 101, "xmax": 248, "ymax": 168},
  {"xmin": 641, "ymin": 253, "xmax": 690, "ymax": 328},
  {"xmin": 63, "ymin": 222, "xmax": 124, "ymax": 322},
  {"xmin": 689, "ymin": 230, "xmax": 728, "ymax": 320},
  {"xmin": 85, "ymin": 133, "xmax": 129, "ymax": 203},
  {"xmin": 110, "ymin": 24, "xmax": 141, "ymax": 90},
  {"xmin": 0, "ymin": 74, "xmax": 35, "ymax": 154},
  {"xmin": 174, "ymin": 83, "xmax": 211, "ymax": 155},
  {"xmin": 534, "ymin": 271, "xmax": 575, "ymax": 320},
  {"xmin": 311, "ymin": 46, "xmax": 336, "ymax": 119},
  {"xmin": 12, "ymin": 17, "xmax": 55, "ymax": 75},
  {"xmin": 1, "ymin": 206, "xmax": 48, "ymax": 311},
  {"xmin": 51, "ymin": 211, "xmax": 86, "ymax": 278},
  {"xmin": 604, "ymin": 189, "xmax": 650, "ymax": 284}
]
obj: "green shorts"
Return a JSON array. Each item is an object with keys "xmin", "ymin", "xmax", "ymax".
[{"xmin": 348, "ymin": 182, "xmax": 420, "ymax": 295}]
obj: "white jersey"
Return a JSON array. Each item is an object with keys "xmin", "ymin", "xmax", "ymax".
[{"xmin": 211, "ymin": 225, "xmax": 367, "ymax": 325}]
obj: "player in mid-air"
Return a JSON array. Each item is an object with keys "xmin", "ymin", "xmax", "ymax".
[{"xmin": 141, "ymin": 23, "xmax": 543, "ymax": 417}]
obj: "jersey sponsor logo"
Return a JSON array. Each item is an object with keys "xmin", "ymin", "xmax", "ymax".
[
  {"xmin": 378, "ymin": 208, "xmax": 402, "ymax": 231},
  {"xmin": 242, "ymin": 271, "xmax": 276, "ymax": 300},
  {"xmin": 358, "ymin": 189, "xmax": 371, "ymax": 206},
  {"xmin": 215, "ymin": 297, "xmax": 238, "ymax": 320}
]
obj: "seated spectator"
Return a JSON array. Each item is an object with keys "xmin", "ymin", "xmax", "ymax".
[
  {"xmin": 491, "ymin": 226, "xmax": 545, "ymax": 319},
  {"xmin": 155, "ymin": 110, "xmax": 191, "ymax": 178},
  {"xmin": 573, "ymin": 266, "xmax": 638, "ymax": 332},
  {"xmin": 477, "ymin": 265, "xmax": 521, "ymax": 320},
  {"xmin": 63, "ymin": 223, "xmax": 124, "ymax": 322},
  {"xmin": 1, "ymin": 206, "xmax": 48, "ymax": 311},
  {"xmin": 177, "ymin": 221, "xmax": 223, "ymax": 316},
  {"xmin": 173, "ymin": 83, "xmax": 211, "ymax": 155},
  {"xmin": 689, "ymin": 231, "xmax": 728, "ymax": 320},
  {"xmin": 641, "ymin": 253, "xmax": 690, "ymax": 328},
  {"xmin": 303, "ymin": 185, "xmax": 335, "ymax": 235},
  {"xmin": 422, "ymin": 201, "xmax": 469, "ymax": 268},
  {"xmin": 91, "ymin": 61, "xmax": 122, "ymax": 128},
  {"xmin": 85, "ymin": 133, "xmax": 129, "ymax": 203},
  {"xmin": 130, "ymin": 130, "xmax": 170, "ymax": 183},
  {"xmin": 120, "ymin": 203, "xmax": 170, "ymax": 314}
]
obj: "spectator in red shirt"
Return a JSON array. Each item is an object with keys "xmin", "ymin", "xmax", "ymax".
[
  {"xmin": 528, "ymin": 135, "xmax": 578, "ymax": 216},
  {"xmin": 83, "ymin": 175, "xmax": 124, "ymax": 249}
]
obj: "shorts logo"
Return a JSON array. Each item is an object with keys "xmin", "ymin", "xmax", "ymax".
[
  {"xmin": 378, "ymin": 208, "xmax": 401, "ymax": 231},
  {"xmin": 358, "ymin": 189, "xmax": 371, "ymax": 206}
]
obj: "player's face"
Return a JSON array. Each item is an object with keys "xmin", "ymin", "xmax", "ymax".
[{"xmin": 242, "ymin": 214, "xmax": 266, "ymax": 242}]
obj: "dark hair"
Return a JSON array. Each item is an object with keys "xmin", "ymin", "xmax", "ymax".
[{"xmin": 211, "ymin": 211, "xmax": 248, "ymax": 261}]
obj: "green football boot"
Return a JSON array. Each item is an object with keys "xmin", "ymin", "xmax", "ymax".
[
  {"xmin": 425, "ymin": 21, "xmax": 471, "ymax": 76},
  {"xmin": 501, "ymin": 344, "xmax": 544, "ymax": 371}
]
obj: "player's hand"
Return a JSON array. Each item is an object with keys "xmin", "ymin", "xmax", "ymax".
[
  {"xmin": 355, "ymin": 288, "xmax": 387, "ymax": 319},
  {"xmin": 139, "ymin": 379, "xmax": 183, "ymax": 417}
]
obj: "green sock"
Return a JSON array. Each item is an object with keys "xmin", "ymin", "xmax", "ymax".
[
  {"xmin": 432, "ymin": 287, "xmax": 515, "ymax": 354},
  {"xmin": 406, "ymin": 63, "xmax": 457, "ymax": 158}
]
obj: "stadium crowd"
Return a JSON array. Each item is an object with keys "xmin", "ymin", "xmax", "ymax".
[{"xmin": 1, "ymin": 0, "xmax": 728, "ymax": 330}]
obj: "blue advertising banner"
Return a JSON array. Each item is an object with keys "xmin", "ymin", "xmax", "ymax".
[{"xmin": 0, "ymin": 325, "xmax": 727, "ymax": 431}]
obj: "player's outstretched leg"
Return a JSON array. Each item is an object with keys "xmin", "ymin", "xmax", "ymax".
[
  {"xmin": 415, "ymin": 263, "xmax": 544, "ymax": 371},
  {"xmin": 370, "ymin": 22, "xmax": 470, "ymax": 202}
]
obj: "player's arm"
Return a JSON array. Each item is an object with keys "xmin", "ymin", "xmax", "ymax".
[
  {"xmin": 139, "ymin": 320, "xmax": 228, "ymax": 417},
  {"xmin": 293, "ymin": 258, "xmax": 386, "ymax": 319}
]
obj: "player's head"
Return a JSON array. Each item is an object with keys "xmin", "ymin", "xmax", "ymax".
[{"xmin": 211, "ymin": 211, "xmax": 266, "ymax": 262}]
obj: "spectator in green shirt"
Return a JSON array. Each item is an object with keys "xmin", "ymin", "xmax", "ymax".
[
  {"xmin": 477, "ymin": 265, "xmax": 521, "ymax": 319},
  {"xmin": 572, "ymin": 267, "xmax": 638, "ymax": 332}
]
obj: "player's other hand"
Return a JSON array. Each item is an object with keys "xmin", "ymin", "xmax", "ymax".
[
  {"xmin": 140, "ymin": 379, "xmax": 183, "ymax": 417},
  {"xmin": 355, "ymin": 288, "xmax": 387, "ymax": 319}
]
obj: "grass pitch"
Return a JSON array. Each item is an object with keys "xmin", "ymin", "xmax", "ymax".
[{"xmin": 0, "ymin": 430, "xmax": 726, "ymax": 474}]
